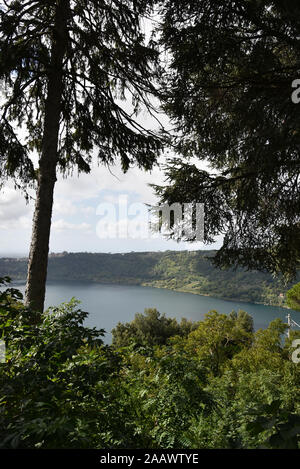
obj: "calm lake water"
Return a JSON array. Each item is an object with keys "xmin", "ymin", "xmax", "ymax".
[{"xmin": 11, "ymin": 281, "xmax": 294, "ymax": 343}]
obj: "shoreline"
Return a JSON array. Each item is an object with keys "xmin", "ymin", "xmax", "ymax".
[
  {"xmin": 140, "ymin": 282, "xmax": 289, "ymax": 309},
  {"xmin": 8, "ymin": 276, "xmax": 288, "ymax": 310}
]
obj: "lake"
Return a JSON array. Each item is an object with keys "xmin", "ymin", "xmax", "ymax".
[{"xmin": 11, "ymin": 281, "xmax": 294, "ymax": 343}]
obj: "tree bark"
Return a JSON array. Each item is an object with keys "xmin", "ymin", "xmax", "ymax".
[{"xmin": 25, "ymin": 1, "xmax": 69, "ymax": 314}]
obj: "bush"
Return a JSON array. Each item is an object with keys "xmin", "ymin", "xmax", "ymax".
[
  {"xmin": 112, "ymin": 308, "xmax": 198, "ymax": 348},
  {"xmin": 0, "ymin": 278, "xmax": 299, "ymax": 449},
  {"xmin": 0, "ymin": 278, "xmax": 137, "ymax": 449}
]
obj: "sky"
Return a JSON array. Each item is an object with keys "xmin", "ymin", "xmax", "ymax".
[
  {"xmin": 0, "ymin": 154, "xmax": 223, "ymax": 257},
  {"xmin": 0, "ymin": 16, "xmax": 223, "ymax": 258},
  {"xmin": 0, "ymin": 84, "xmax": 223, "ymax": 257}
]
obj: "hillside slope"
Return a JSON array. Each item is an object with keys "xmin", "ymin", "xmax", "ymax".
[{"xmin": 0, "ymin": 250, "xmax": 294, "ymax": 306}]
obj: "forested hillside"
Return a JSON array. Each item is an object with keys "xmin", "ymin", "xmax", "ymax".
[{"xmin": 0, "ymin": 251, "xmax": 295, "ymax": 306}]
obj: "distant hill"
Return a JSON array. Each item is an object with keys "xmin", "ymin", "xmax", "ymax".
[{"xmin": 0, "ymin": 250, "xmax": 296, "ymax": 306}]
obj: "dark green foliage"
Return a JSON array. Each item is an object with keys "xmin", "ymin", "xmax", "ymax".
[
  {"xmin": 287, "ymin": 282, "xmax": 300, "ymax": 311},
  {"xmin": 0, "ymin": 0, "xmax": 164, "ymax": 188},
  {"xmin": 112, "ymin": 308, "xmax": 198, "ymax": 348},
  {"xmin": 229, "ymin": 310, "xmax": 254, "ymax": 334},
  {"xmin": 0, "ymin": 279, "xmax": 299, "ymax": 449},
  {"xmin": 247, "ymin": 400, "xmax": 300, "ymax": 449},
  {"xmin": 130, "ymin": 351, "xmax": 213, "ymax": 448},
  {"xmin": 155, "ymin": 0, "xmax": 300, "ymax": 279},
  {"xmin": 0, "ymin": 278, "xmax": 132, "ymax": 449}
]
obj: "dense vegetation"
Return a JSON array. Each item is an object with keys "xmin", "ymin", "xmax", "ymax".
[
  {"xmin": 156, "ymin": 0, "xmax": 300, "ymax": 279},
  {"xmin": 0, "ymin": 251, "xmax": 296, "ymax": 307},
  {"xmin": 1, "ymin": 0, "xmax": 299, "ymax": 452},
  {"xmin": 1, "ymin": 277, "xmax": 299, "ymax": 449}
]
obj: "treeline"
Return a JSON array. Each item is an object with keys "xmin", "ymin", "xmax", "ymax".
[
  {"xmin": 1, "ymin": 278, "xmax": 299, "ymax": 449},
  {"xmin": 0, "ymin": 251, "xmax": 296, "ymax": 306}
]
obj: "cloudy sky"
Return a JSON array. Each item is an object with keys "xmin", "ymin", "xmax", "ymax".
[
  {"xmin": 0, "ymin": 16, "xmax": 222, "ymax": 258},
  {"xmin": 0, "ymin": 153, "xmax": 223, "ymax": 257}
]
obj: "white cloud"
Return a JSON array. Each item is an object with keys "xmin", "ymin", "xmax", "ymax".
[
  {"xmin": 53, "ymin": 199, "xmax": 95, "ymax": 217},
  {"xmin": 53, "ymin": 199, "xmax": 78, "ymax": 216},
  {"xmin": 54, "ymin": 155, "xmax": 166, "ymax": 205},
  {"xmin": 0, "ymin": 215, "xmax": 32, "ymax": 231},
  {"xmin": 0, "ymin": 150, "xmax": 221, "ymax": 254},
  {"xmin": 52, "ymin": 219, "xmax": 92, "ymax": 233},
  {"xmin": 0, "ymin": 186, "xmax": 33, "ymax": 230}
]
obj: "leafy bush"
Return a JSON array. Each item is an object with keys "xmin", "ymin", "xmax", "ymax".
[
  {"xmin": 287, "ymin": 282, "xmax": 300, "ymax": 312},
  {"xmin": 112, "ymin": 308, "xmax": 199, "ymax": 348},
  {"xmin": 0, "ymin": 278, "xmax": 299, "ymax": 449},
  {"xmin": 0, "ymin": 278, "xmax": 136, "ymax": 448}
]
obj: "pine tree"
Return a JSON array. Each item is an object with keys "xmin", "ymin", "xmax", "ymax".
[
  {"xmin": 156, "ymin": 0, "xmax": 300, "ymax": 279},
  {"xmin": 0, "ymin": 0, "xmax": 163, "ymax": 314}
]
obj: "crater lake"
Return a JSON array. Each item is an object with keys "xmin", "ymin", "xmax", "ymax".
[{"xmin": 11, "ymin": 281, "xmax": 295, "ymax": 343}]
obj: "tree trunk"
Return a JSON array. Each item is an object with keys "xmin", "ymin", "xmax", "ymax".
[{"xmin": 25, "ymin": 1, "xmax": 69, "ymax": 314}]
